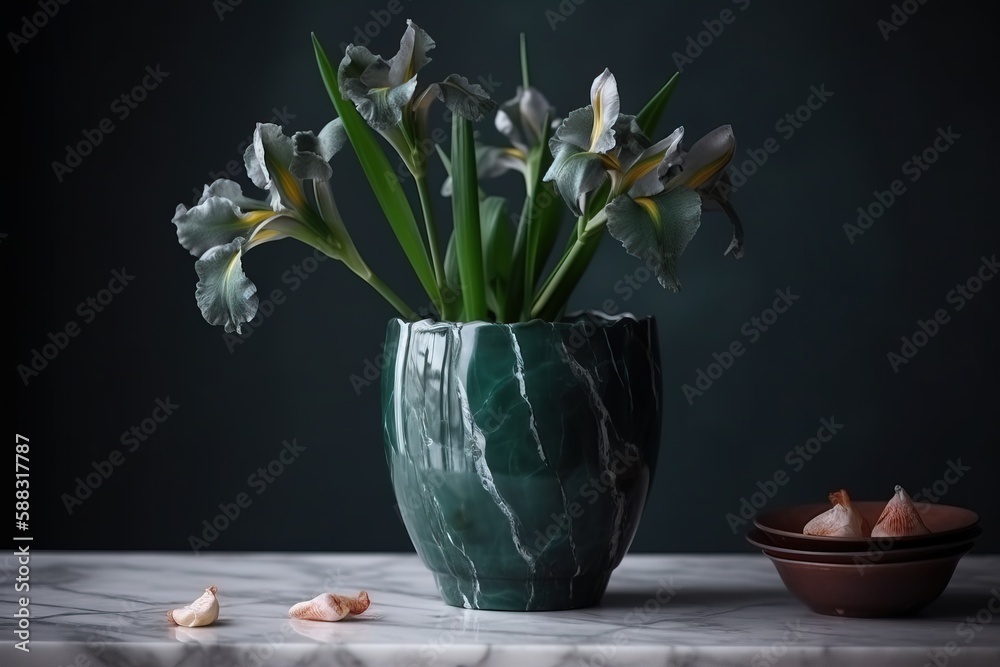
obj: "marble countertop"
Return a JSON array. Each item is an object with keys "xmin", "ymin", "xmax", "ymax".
[{"xmin": 2, "ymin": 552, "xmax": 998, "ymax": 666}]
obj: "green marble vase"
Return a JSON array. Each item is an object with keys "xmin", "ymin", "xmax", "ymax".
[{"xmin": 382, "ymin": 312, "xmax": 662, "ymax": 611}]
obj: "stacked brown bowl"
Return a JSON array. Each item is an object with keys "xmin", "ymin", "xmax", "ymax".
[{"xmin": 748, "ymin": 501, "xmax": 981, "ymax": 617}]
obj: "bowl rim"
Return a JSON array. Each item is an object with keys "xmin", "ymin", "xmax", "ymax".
[
  {"xmin": 746, "ymin": 526, "xmax": 980, "ymax": 558},
  {"xmin": 762, "ymin": 546, "xmax": 973, "ymax": 568},
  {"xmin": 754, "ymin": 501, "xmax": 980, "ymax": 543}
]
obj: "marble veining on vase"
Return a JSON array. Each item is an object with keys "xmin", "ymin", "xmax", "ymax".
[{"xmin": 382, "ymin": 312, "xmax": 662, "ymax": 610}]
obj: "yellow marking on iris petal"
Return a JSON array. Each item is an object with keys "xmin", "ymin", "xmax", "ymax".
[
  {"xmin": 633, "ymin": 155, "xmax": 660, "ymax": 177},
  {"xmin": 504, "ymin": 147, "xmax": 526, "ymax": 161},
  {"xmin": 253, "ymin": 229, "xmax": 282, "ymax": 242},
  {"xmin": 589, "ymin": 89, "xmax": 604, "ymax": 152},
  {"xmin": 405, "ymin": 50, "xmax": 418, "ymax": 81},
  {"xmin": 686, "ymin": 147, "xmax": 735, "ymax": 189},
  {"xmin": 244, "ymin": 228, "xmax": 283, "ymax": 251},
  {"xmin": 598, "ymin": 153, "xmax": 621, "ymax": 171},
  {"xmin": 271, "ymin": 162, "xmax": 308, "ymax": 209},
  {"xmin": 622, "ymin": 154, "xmax": 662, "ymax": 190},
  {"xmin": 242, "ymin": 210, "xmax": 275, "ymax": 226},
  {"xmin": 221, "ymin": 247, "xmax": 245, "ymax": 295},
  {"xmin": 635, "ymin": 197, "xmax": 661, "ymax": 225}
]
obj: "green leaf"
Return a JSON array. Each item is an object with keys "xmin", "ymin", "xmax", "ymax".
[
  {"xmin": 444, "ymin": 232, "xmax": 462, "ymax": 296},
  {"xmin": 450, "ymin": 115, "xmax": 488, "ymax": 321},
  {"xmin": 438, "ymin": 150, "xmax": 478, "ymax": 320},
  {"xmin": 441, "ymin": 231, "xmax": 463, "ymax": 320},
  {"xmin": 312, "ymin": 33, "xmax": 440, "ymax": 311},
  {"xmin": 606, "ymin": 187, "xmax": 702, "ymax": 291},
  {"xmin": 636, "ymin": 72, "xmax": 680, "ymax": 139},
  {"xmin": 480, "ymin": 196, "xmax": 512, "ymax": 316},
  {"xmin": 523, "ymin": 112, "xmax": 560, "ymax": 291},
  {"xmin": 526, "ymin": 181, "xmax": 564, "ymax": 287},
  {"xmin": 519, "ymin": 33, "xmax": 530, "ymax": 89},
  {"xmin": 503, "ymin": 197, "xmax": 531, "ymax": 322},
  {"xmin": 435, "ymin": 143, "xmax": 451, "ymax": 174},
  {"xmin": 506, "ymin": 113, "xmax": 562, "ymax": 321}
]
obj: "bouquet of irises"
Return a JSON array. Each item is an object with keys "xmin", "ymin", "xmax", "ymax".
[{"xmin": 172, "ymin": 21, "xmax": 743, "ymax": 331}]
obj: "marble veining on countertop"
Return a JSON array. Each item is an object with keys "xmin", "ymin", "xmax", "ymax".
[{"xmin": 1, "ymin": 552, "xmax": 998, "ymax": 666}]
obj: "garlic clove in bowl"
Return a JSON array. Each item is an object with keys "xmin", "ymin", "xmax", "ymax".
[
  {"xmin": 872, "ymin": 485, "xmax": 931, "ymax": 538},
  {"xmin": 802, "ymin": 489, "xmax": 866, "ymax": 537}
]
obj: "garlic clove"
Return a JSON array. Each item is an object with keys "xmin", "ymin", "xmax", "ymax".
[
  {"xmin": 167, "ymin": 586, "xmax": 220, "ymax": 627},
  {"xmin": 803, "ymin": 489, "xmax": 865, "ymax": 537},
  {"xmin": 871, "ymin": 485, "xmax": 931, "ymax": 538},
  {"xmin": 289, "ymin": 594, "xmax": 349, "ymax": 622},
  {"xmin": 288, "ymin": 591, "xmax": 370, "ymax": 622}
]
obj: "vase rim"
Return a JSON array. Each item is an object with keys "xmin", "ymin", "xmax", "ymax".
[{"xmin": 389, "ymin": 310, "xmax": 654, "ymax": 330}]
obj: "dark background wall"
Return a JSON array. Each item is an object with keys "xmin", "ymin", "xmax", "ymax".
[{"xmin": 9, "ymin": 0, "xmax": 998, "ymax": 554}]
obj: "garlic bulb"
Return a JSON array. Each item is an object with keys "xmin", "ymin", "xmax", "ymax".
[
  {"xmin": 167, "ymin": 586, "xmax": 219, "ymax": 627},
  {"xmin": 288, "ymin": 591, "xmax": 370, "ymax": 622},
  {"xmin": 871, "ymin": 485, "xmax": 931, "ymax": 538},
  {"xmin": 803, "ymin": 489, "xmax": 865, "ymax": 537}
]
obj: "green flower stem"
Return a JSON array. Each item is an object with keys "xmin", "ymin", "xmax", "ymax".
[
  {"xmin": 530, "ymin": 208, "xmax": 608, "ymax": 320},
  {"xmin": 307, "ymin": 183, "xmax": 416, "ymax": 320},
  {"xmin": 584, "ymin": 207, "xmax": 609, "ymax": 234},
  {"xmin": 415, "ymin": 173, "xmax": 446, "ymax": 293},
  {"xmin": 399, "ymin": 115, "xmax": 450, "ymax": 315},
  {"xmin": 576, "ymin": 203, "xmax": 588, "ymax": 238},
  {"xmin": 530, "ymin": 237, "xmax": 592, "ymax": 321},
  {"xmin": 363, "ymin": 270, "xmax": 418, "ymax": 320},
  {"xmin": 537, "ymin": 211, "xmax": 587, "ymax": 311}
]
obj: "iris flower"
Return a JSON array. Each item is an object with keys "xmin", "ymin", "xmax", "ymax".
[
  {"xmin": 659, "ymin": 125, "xmax": 745, "ymax": 259},
  {"xmin": 338, "ymin": 19, "xmax": 496, "ymax": 172},
  {"xmin": 486, "ymin": 84, "xmax": 559, "ymax": 180},
  {"xmin": 440, "ymin": 85, "xmax": 559, "ymax": 196},
  {"xmin": 544, "ymin": 69, "xmax": 743, "ymax": 290},
  {"xmin": 172, "ymin": 121, "xmax": 368, "ymax": 333}
]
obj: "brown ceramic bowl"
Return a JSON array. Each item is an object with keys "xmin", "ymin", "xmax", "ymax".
[
  {"xmin": 755, "ymin": 501, "xmax": 979, "ymax": 551},
  {"xmin": 764, "ymin": 547, "xmax": 972, "ymax": 617},
  {"xmin": 746, "ymin": 526, "xmax": 980, "ymax": 564}
]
